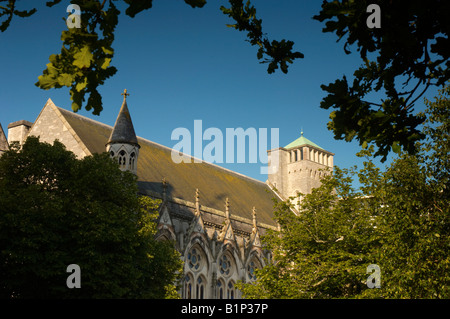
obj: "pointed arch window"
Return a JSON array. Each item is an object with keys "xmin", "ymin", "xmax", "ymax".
[
  {"xmin": 196, "ymin": 276, "xmax": 205, "ymax": 299},
  {"xmin": 227, "ymin": 281, "xmax": 235, "ymax": 299},
  {"xmin": 118, "ymin": 150, "xmax": 127, "ymax": 169},
  {"xmin": 217, "ymin": 279, "xmax": 225, "ymax": 299},
  {"xmin": 129, "ymin": 152, "xmax": 136, "ymax": 170},
  {"xmin": 184, "ymin": 273, "xmax": 193, "ymax": 299},
  {"xmin": 247, "ymin": 261, "xmax": 257, "ymax": 281},
  {"xmin": 247, "ymin": 258, "xmax": 262, "ymax": 281}
]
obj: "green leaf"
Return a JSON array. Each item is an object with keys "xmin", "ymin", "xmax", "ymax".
[
  {"xmin": 101, "ymin": 58, "xmax": 111, "ymax": 70},
  {"xmin": 36, "ymin": 74, "xmax": 57, "ymax": 90},
  {"xmin": 75, "ymin": 78, "xmax": 88, "ymax": 92},
  {"xmin": 57, "ymin": 73, "xmax": 73, "ymax": 87},
  {"xmin": 73, "ymin": 46, "xmax": 93, "ymax": 69},
  {"xmin": 392, "ymin": 141, "xmax": 401, "ymax": 154},
  {"xmin": 101, "ymin": 46, "xmax": 114, "ymax": 55},
  {"xmin": 71, "ymin": 100, "xmax": 81, "ymax": 112}
]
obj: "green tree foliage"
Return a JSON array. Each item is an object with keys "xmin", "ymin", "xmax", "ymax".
[
  {"xmin": 0, "ymin": 137, "xmax": 182, "ymax": 298},
  {"xmin": 369, "ymin": 85, "xmax": 449, "ymax": 299},
  {"xmin": 239, "ymin": 86, "xmax": 449, "ymax": 299},
  {"xmin": 314, "ymin": 0, "xmax": 450, "ymax": 161},
  {"xmin": 238, "ymin": 166, "xmax": 379, "ymax": 298}
]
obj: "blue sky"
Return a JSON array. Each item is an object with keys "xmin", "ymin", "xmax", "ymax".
[{"xmin": 0, "ymin": 0, "xmax": 438, "ymax": 184}]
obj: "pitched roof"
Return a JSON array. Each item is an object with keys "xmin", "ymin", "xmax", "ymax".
[
  {"xmin": 55, "ymin": 104, "xmax": 278, "ymax": 228},
  {"xmin": 284, "ymin": 131, "xmax": 324, "ymax": 150}
]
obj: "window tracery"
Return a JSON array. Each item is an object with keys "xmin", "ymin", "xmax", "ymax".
[{"xmin": 187, "ymin": 247, "xmax": 203, "ymax": 272}]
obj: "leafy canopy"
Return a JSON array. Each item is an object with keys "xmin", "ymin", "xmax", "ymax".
[
  {"xmin": 239, "ymin": 85, "xmax": 449, "ymax": 299},
  {"xmin": 314, "ymin": 0, "xmax": 450, "ymax": 161},
  {"xmin": 0, "ymin": 136, "xmax": 182, "ymax": 298}
]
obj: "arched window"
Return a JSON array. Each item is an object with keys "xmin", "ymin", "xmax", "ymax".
[
  {"xmin": 184, "ymin": 273, "xmax": 193, "ymax": 299},
  {"xmin": 247, "ymin": 261, "xmax": 257, "ymax": 281},
  {"xmin": 217, "ymin": 279, "xmax": 225, "ymax": 299},
  {"xmin": 129, "ymin": 152, "xmax": 136, "ymax": 170},
  {"xmin": 196, "ymin": 276, "xmax": 205, "ymax": 299},
  {"xmin": 227, "ymin": 281, "xmax": 235, "ymax": 299},
  {"xmin": 118, "ymin": 150, "xmax": 126, "ymax": 169}
]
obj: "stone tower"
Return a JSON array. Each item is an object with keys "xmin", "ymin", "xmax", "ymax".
[
  {"xmin": 106, "ymin": 89, "xmax": 140, "ymax": 174},
  {"xmin": 267, "ymin": 131, "xmax": 334, "ymax": 207}
]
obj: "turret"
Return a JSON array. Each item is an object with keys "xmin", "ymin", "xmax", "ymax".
[{"xmin": 106, "ymin": 89, "xmax": 140, "ymax": 174}]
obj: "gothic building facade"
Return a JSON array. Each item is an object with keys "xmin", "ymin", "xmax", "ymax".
[{"xmin": 0, "ymin": 91, "xmax": 334, "ymax": 299}]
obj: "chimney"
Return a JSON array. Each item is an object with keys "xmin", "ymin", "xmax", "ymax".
[{"xmin": 7, "ymin": 120, "xmax": 33, "ymax": 146}]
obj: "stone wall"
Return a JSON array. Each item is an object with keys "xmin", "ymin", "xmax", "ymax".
[{"xmin": 28, "ymin": 100, "xmax": 88, "ymax": 158}]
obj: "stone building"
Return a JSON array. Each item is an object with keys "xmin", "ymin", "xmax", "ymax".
[
  {"xmin": 267, "ymin": 131, "xmax": 334, "ymax": 209},
  {"xmin": 2, "ymin": 91, "xmax": 334, "ymax": 299}
]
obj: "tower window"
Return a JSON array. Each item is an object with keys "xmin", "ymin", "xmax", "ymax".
[
  {"xmin": 118, "ymin": 150, "xmax": 126, "ymax": 169},
  {"xmin": 129, "ymin": 152, "xmax": 136, "ymax": 170}
]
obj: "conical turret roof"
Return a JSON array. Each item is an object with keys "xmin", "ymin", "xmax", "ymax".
[{"xmin": 107, "ymin": 89, "xmax": 139, "ymax": 147}]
